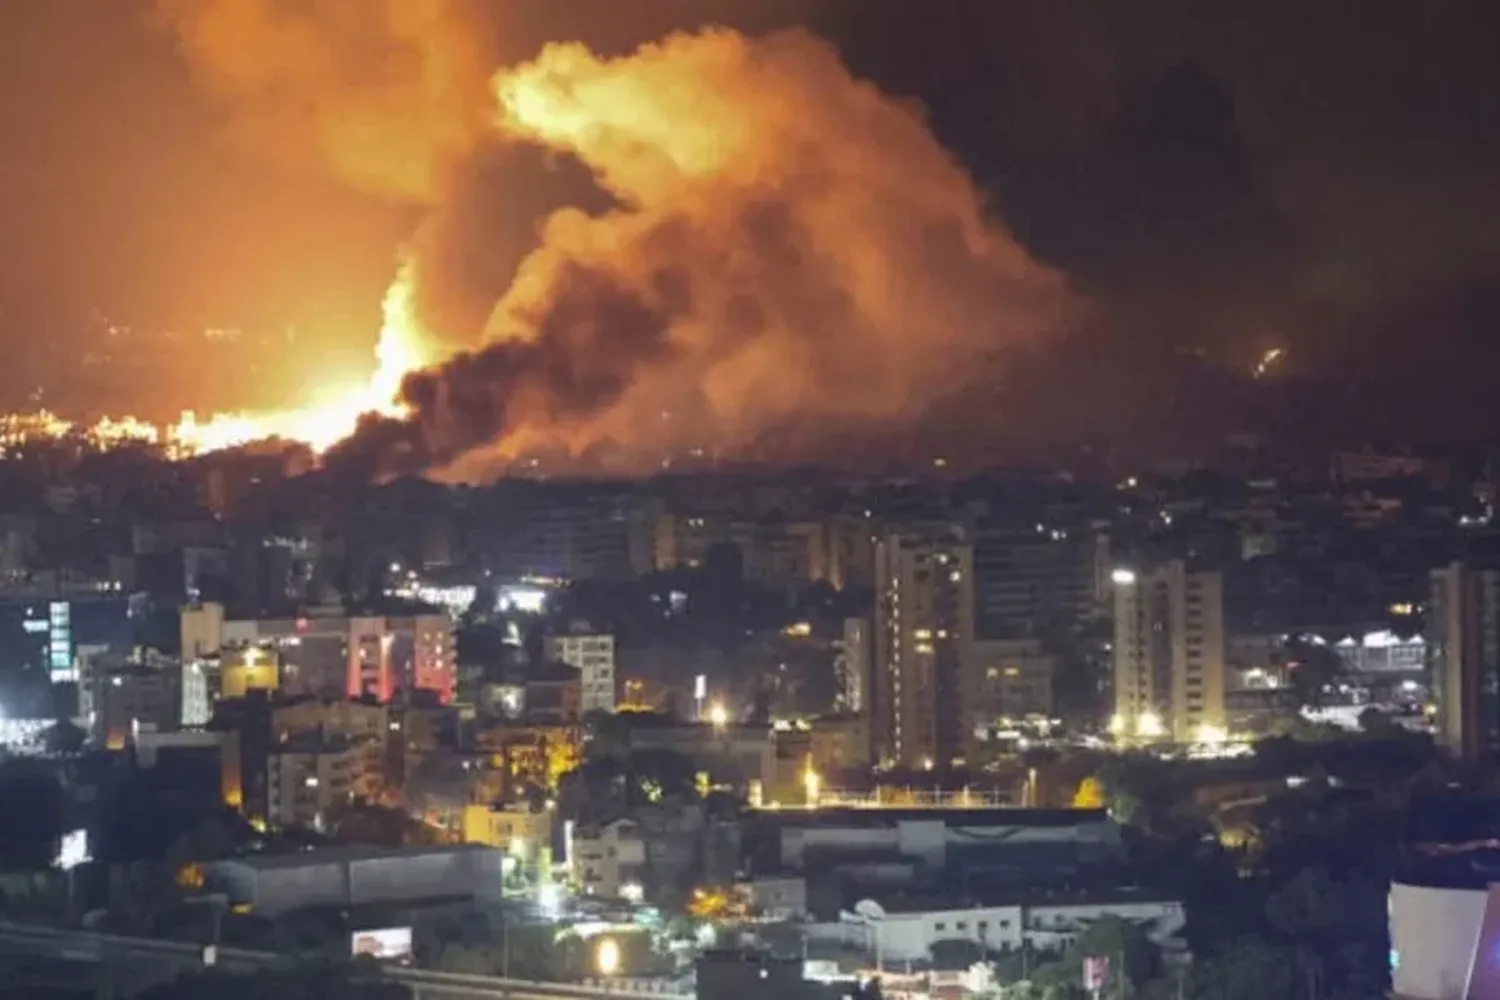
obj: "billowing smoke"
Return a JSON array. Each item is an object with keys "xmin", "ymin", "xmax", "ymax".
[
  {"xmin": 161, "ymin": 4, "xmax": 1071, "ymax": 478},
  {"xmin": 154, "ymin": 0, "xmax": 497, "ymax": 202}
]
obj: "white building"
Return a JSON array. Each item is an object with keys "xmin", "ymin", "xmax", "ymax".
[
  {"xmin": 1112, "ymin": 561, "xmax": 1226, "ymax": 743},
  {"xmin": 546, "ymin": 626, "xmax": 616, "ymax": 714},
  {"xmin": 808, "ymin": 893, "xmax": 1185, "ymax": 964},
  {"xmin": 1390, "ymin": 878, "xmax": 1500, "ymax": 999},
  {"xmin": 180, "ymin": 658, "xmax": 214, "ymax": 727},
  {"xmin": 572, "ymin": 818, "xmax": 647, "ymax": 898}
]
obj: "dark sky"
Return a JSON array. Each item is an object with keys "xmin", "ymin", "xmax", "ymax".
[{"xmin": 3, "ymin": 1, "xmax": 1500, "ymax": 443}]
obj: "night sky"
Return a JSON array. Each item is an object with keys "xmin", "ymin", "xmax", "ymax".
[{"xmin": 2, "ymin": 1, "xmax": 1499, "ymax": 454}]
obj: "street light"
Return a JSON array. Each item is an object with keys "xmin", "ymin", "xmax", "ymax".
[
  {"xmin": 803, "ymin": 765, "xmax": 821, "ymax": 808},
  {"xmin": 1136, "ymin": 711, "xmax": 1164, "ymax": 739},
  {"xmin": 596, "ymin": 936, "xmax": 621, "ymax": 978},
  {"xmin": 707, "ymin": 701, "xmax": 729, "ymax": 730}
]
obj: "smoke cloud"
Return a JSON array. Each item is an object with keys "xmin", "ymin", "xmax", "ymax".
[
  {"xmin": 154, "ymin": 0, "xmax": 497, "ymax": 202},
  {"xmin": 161, "ymin": 3, "xmax": 1071, "ymax": 477},
  {"xmin": 362, "ymin": 30, "xmax": 1067, "ymax": 477}
]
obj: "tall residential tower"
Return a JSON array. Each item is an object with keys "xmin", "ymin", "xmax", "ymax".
[
  {"xmin": 873, "ymin": 528, "xmax": 975, "ymax": 769},
  {"xmin": 1112, "ymin": 560, "xmax": 1226, "ymax": 743}
]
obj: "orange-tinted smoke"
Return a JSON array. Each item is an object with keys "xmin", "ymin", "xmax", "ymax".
[
  {"xmin": 378, "ymin": 29, "xmax": 1070, "ymax": 478},
  {"xmin": 154, "ymin": 0, "xmax": 496, "ymax": 203}
]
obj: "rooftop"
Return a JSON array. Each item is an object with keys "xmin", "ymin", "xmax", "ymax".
[
  {"xmin": 223, "ymin": 842, "xmax": 500, "ymax": 870},
  {"xmin": 840, "ymin": 884, "xmax": 1181, "ymax": 915},
  {"xmin": 756, "ymin": 807, "xmax": 1112, "ymax": 829}
]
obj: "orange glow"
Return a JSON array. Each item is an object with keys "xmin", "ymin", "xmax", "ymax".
[
  {"xmin": 6, "ymin": 23, "xmax": 1062, "ymax": 471},
  {"xmin": 0, "ymin": 262, "xmax": 428, "ymax": 458}
]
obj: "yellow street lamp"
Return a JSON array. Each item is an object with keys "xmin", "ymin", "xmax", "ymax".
[
  {"xmin": 596, "ymin": 937, "xmax": 621, "ymax": 978},
  {"xmin": 803, "ymin": 765, "xmax": 821, "ymax": 808}
]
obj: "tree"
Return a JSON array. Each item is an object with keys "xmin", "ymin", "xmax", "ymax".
[
  {"xmin": 1284, "ymin": 638, "xmax": 1343, "ymax": 709},
  {"xmin": 1172, "ymin": 937, "xmax": 1298, "ymax": 1000},
  {"xmin": 626, "ymin": 748, "xmax": 700, "ymax": 805},
  {"xmin": 1015, "ymin": 916, "xmax": 1157, "ymax": 1000},
  {"xmin": 0, "ymin": 759, "xmax": 66, "ymax": 870}
]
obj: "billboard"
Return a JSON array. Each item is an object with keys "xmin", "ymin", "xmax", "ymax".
[{"xmin": 351, "ymin": 927, "xmax": 414, "ymax": 963}]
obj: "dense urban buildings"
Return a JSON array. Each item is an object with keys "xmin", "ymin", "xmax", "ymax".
[{"xmin": 0, "ymin": 430, "xmax": 1495, "ymax": 1000}]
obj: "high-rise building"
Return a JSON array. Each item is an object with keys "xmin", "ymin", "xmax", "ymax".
[
  {"xmin": 546, "ymin": 625, "xmax": 616, "ymax": 714},
  {"xmin": 494, "ymin": 494, "xmax": 647, "ymax": 581},
  {"xmin": 1429, "ymin": 563, "xmax": 1500, "ymax": 760},
  {"xmin": 872, "ymin": 529, "xmax": 976, "ymax": 770},
  {"xmin": 971, "ymin": 637, "xmax": 1056, "ymax": 721},
  {"xmin": 1112, "ymin": 561, "xmax": 1226, "ymax": 743},
  {"xmin": 972, "ymin": 525, "xmax": 1110, "ymax": 640},
  {"xmin": 834, "ymin": 617, "xmax": 872, "ymax": 713}
]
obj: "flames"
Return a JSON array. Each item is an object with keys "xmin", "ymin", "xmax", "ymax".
[
  {"xmin": 1, "ymin": 264, "xmax": 427, "ymax": 458},
  {"xmin": 12, "ymin": 9, "xmax": 1066, "ymax": 471}
]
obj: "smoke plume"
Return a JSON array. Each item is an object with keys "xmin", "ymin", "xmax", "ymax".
[
  {"xmin": 161, "ymin": 3, "xmax": 1071, "ymax": 477},
  {"xmin": 368, "ymin": 30, "xmax": 1069, "ymax": 477},
  {"xmin": 154, "ymin": 0, "xmax": 496, "ymax": 202}
]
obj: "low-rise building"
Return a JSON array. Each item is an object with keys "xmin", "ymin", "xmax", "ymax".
[
  {"xmin": 524, "ymin": 663, "xmax": 582, "ymax": 726},
  {"xmin": 266, "ymin": 730, "xmax": 384, "ymax": 831},
  {"xmin": 735, "ymin": 875, "xmax": 809, "ymax": 921},
  {"xmin": 461, "ymin": 803, "xmax": 552, "ymax": 863},
  {"xmin": 203, "ymin": 844, "xmax": 505, "ymax": 917},
  {"xmin": 971, "ymin": 638, "xmax": 1056, "ymax": 721},
  {"xmin": 94, "ymin": 656, "xmax": 181, "ymax": 750},
  {"xmin": 546, "ymin": 625, "xmax": 616, "ymax": 715},
  {"xmin": 745, "ymin": 807, "xmax": 1123, "ymax": 894},
  {"xmin": 629, "ymin": 722, "xmax": 775, "ymax": 793},
  {"xmin": 573, "ymin": 817, "xmax": 647, "ymax": 898},
  {"xmin": 807, "ymin": 889, "xmax": 1185, "ymax": 963}
]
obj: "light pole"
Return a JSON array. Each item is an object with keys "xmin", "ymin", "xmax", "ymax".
[
  {"xmin": 803, "ymin": 760, "xmax": 821, "ymax": 808},
  {"xmin": 596, "ymin": 936, "xmax": 621, "ymax": 991}
]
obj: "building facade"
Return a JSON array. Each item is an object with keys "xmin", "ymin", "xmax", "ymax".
[
  {"xmin": 873, "ymin": 529, "xmax": 976, "ymax": 770},
  {"xmin": 182, "ymin": 603, "xmax": 455, "ymax": 705},
  {"xmin": 971, "ymin": 638, "xmax": 1056, "ymax": 722},
  {"xmin": 1429, "ymin": 563, "xmax": 1500, "ymax": 760},
  {"xmin": 972, "ymin": 525, "xmax": 1109, "ymax": 640},
  {"xmin": 265, "ymin": 731, "xmax": 384, "ymax": 831},
  {"xmin": 1112, "ymin": 561, "xmax": 1226, "ymax": 742},
  {"xmin": 546, "ymin": 627, "xmax": 616, "ymax": 715}
]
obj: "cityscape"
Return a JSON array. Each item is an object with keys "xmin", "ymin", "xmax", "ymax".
[{"xmin": 0, "ymin": 4, "xmax": 1496, "ymax": 1000}]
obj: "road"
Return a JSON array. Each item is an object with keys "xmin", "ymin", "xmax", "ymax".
[{"xmin": 0, "ymin": 921, "xmax": 692, "ymax": 1000}]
